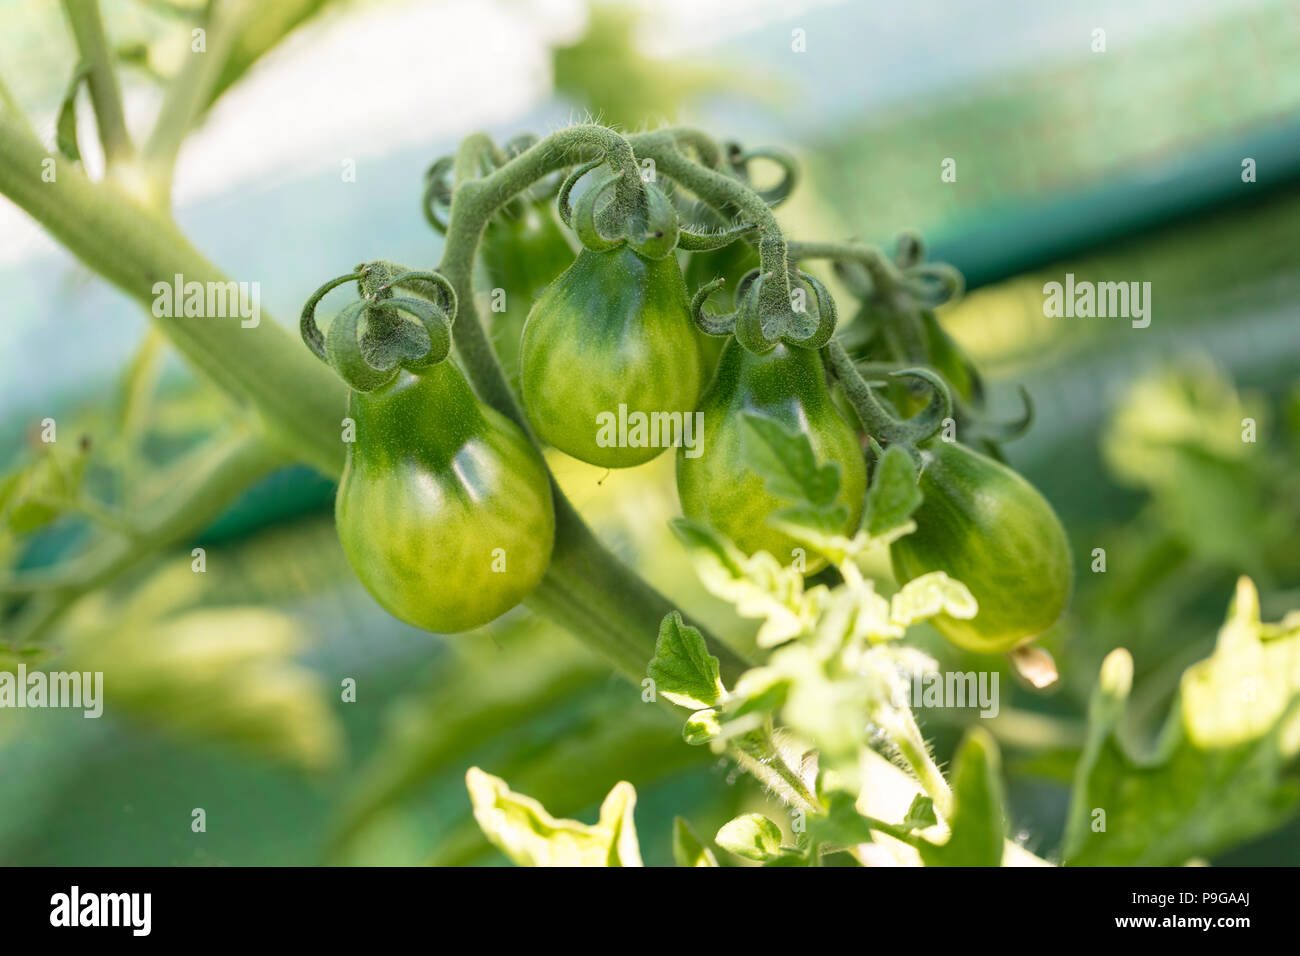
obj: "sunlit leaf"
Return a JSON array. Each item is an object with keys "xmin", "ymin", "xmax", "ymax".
[
  {"xmin": 466, "ymin": 768, "xmax": 643, "ymax": 867},
  {"xmin": 648, "ymin": 611, "xmax": 726, "ymax": 710},
  {"xmin": 1063, "ymin": 578, "xmax": 1300, "ymax": 865},
  {"xmin": 715, "ymin": 813, "xmax": 783, "ymax": 862}
]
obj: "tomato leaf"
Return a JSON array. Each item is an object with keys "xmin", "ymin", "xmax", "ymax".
[
  {"xmin": 741, "ymin": 412, "xmax": 842, "ymax": 508},
  {"xmin": 682, "ymin": 708, "xmax": 722, "ymax": 745},
  {"xmin": 648, "ymin": 611, "xmax": 727, "ymax": 710},
  {"xmin": 864, "ymin": 444, "xmax": 922, "ymax": 538},
  {"xmin": 903, "ymin": 794, "xmax": 938, "ymax": 830},
  {"xmin": 56, "ymin": 62, "xmax": 91, "ymax": 162},
  {"xmin": 1063, "ymin": 577, "xmax": 1300, "ymax": 865},
  {"xmin": 672, "ymin": 817, "xmax": 719, "ymax": 867},
  {"xmin": 671, "ymin": 518, "xmax": 820, "ymax": 648},
  {"xmin": 715, "ymin": 812, "xmax": 784, "ymax": 862},
  {"xmin": 919, "ymin": 728, "xmax": 1007, "ymax": 866},
  {"xmin": 0, "ymin": 445, "xmax": 89, "ymax": 535},
  {"xmin": 889, "ymin": 571, "xmax": 978, "ymax": 627},
  {"xmin": 466, "ymin": 768, "xmax": 643, "ymax": 867}
]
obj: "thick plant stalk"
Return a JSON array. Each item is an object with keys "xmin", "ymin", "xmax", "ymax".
[{"xmin": 0, "ymin": 114, "xmax": 344, "ymax": 475}]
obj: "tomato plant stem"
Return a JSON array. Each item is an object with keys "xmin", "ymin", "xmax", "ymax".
[
  {"xmin": 140, "ymin": 0, "xmax": 247, "ymax": 206},
  {"xmin": 60, "ymin": 0, "xmax": 133, "ymax": 167}
]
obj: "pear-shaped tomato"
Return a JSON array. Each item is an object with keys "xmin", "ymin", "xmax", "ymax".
[
  {"xmin": 482, "ymin": 203, "xmax": 576, "ymax": 391},
  {"xmin": 520, "ymin": 245, "xmax": 704, "ymax": 468},
  {"xmin": 676, "ymin": 338, "xmax": 866, "ymax": 570},
  {"xmin": 891, "ymin": 441, "xmax": 1072, "ymax": 653},
  {"xmin": 336, "ymin": 363, "xmax": 555, "ymax": 633}
]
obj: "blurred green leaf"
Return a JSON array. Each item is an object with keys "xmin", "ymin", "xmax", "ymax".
[
  {"xmin": 672, "ymin": 817, "xmax": 718, "ymax": 867},
  {"xmin": 1064, "ymin": 579, "xmax": 1300, "ymax": 865},
  {"xmin": 466, "ymin": 768, "xmax": 642, "ymax": 867},
  {"xmin": 919, "ymin": 729, "xmax": 1007, "ymax": 867}
]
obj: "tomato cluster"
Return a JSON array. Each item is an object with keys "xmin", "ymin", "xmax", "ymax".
[{"xmin": 301, "ymin": 138, "xmax": 1073, "ymax": 655}]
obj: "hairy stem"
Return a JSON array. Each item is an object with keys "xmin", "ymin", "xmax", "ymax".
[{"xmin": 879, "ymin": 707, "xmax": 954, "ymax": 819}]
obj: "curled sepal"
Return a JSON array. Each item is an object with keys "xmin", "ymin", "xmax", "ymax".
[
  {"xmin": 624, "ymin": 179, "xmax": 680, "ymax": 259},
  {"xmin": 958, "ymin": 385, "xmax": 1034, "ymax": 444},
  {"xmin": 734, "ymin": 268, "xmax": 838, "ymax": 354},
  {"xmin": 885, "ymin": 367, "xmax": 952, "ymax": 445},
  {"xmin": 371, "ymin": 295, "xmax": 453, "ymax": 370},
  {"xmin": 301, "ymin": 271, "xmax": 362, "ymax": 362},
  {"xmin": 798, "ymin": 272, "xmax": 839, "ymax": 349},
  {"xmin": 570, "ymin": 173, "xmax": 622, "ymax": 252},
  {"xmin": 903, "ymin": 262, "xmax": 965, "ymax": 307},
  {"xmin": 325, "ymin": 300, "xmax": 396, "ymax": 392},
  {"xmin": 689, "ymin": 277, "xmax": 736, "ymax": 337},
  {"xmin": 421, "ymin": 156, "xmax": 455, "ymax": 234},
  {"xmin": 565, "ymin": 167, "xmax": 681, "ymax": 259},
  {"xmin": 893, "ymin": 230, "xmax": 926, "ymax": 269},
  {"xmin": 379, "ymin": 269, "xmax": 457, "ymax": 318},
  {"xmin": 823, "ymin": 341, "xmax": 954, "ymax": 449},
  {"xmin": 725, "ymin": 143, "xmax": 799, "ymax": 208},
  {"xmin": 556, "ymin": 156, "xmax": 607, "ymax": 229},
  {"xmin": 677, "ymin": 219, "xmax": 756, "ymax": 252},
  {"xmin": 302, "ymin": 266, "xmax": 458, "ymax": 392}
]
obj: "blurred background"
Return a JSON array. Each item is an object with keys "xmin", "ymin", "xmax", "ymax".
[{"xmin": 1, "ymin": 0, "xmax": 1298, "ymax": 865}]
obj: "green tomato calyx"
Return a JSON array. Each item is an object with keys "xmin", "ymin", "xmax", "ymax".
[{"xmin": 300, "ymin": 261, "xmax": 458, "ymax": 393}]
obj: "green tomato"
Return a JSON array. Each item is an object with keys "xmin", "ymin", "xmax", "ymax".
[
  {"xmin": 520, "ymin": 245, "xmax": 704, "ymax": 468},
  {"xmin": 482, "ymin": 203, "xmax": 576, "ymax": 392},
  {"xmin": 676, "ymin": 337, "xmax": 867, "ymax": 571},
  {"xmin": 890, "ymin": 440, "xmax": 1072, "ymax": 653},
  {"xmin": 336, "ymin": 363, "xmax": 555, "ymax": 633}
]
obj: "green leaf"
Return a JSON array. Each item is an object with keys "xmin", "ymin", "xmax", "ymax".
[
  {"xmin": 673, "ymin": 817, "xmax": 718, "ymax": 867},
  {"xmin": 810, "ymin": 788, "xmax": 877, "ymax": 847},
  {"xmin": 739, "ymin": 413, "xmax": 873, "ymax": 564},
  {"xmin": 919, "ymin": 729, "xmax": 1007, "ymax": 866},
  {"xmin": 466, "ymin": 768, "xmax": 643, "ymax": 867},
  {"xmin": 889, "ymin": 571, "xmax": 978, "ymax": 627},
  {"xmin": 0, "ymin": 445, "xmax": 89, "ymax": 535},
  {"xmin": 864, "ymin": 444, "xmax": 922, "ymax": 537},
  {"xmin": 66, "ymin": 605, "xmax": 342, "ymax": 771},
  {"xmin": 671, "ymin": 519, "xmax": 821, "ymax": 648},
  {"xmin": 742, "ymin": 413, "xmax": 842, "ymax": 507},
  {"xmin": 647, "ymin": 611, "xmax": 726, "ymax": 710},
  {"xmin": 56, "ymin": 62, "xmax": 91, "ymax": 162},
  {"xmin": 715, "ymin": 813, "xmax": 784, "ymax": 862},
  {"xmin": 902, "ymin": 794, "xmax": 938, "ymax": 831},
  {"xmin": 682, "ymin": 708, "xmax": 722, "ymax": 745},
  {"xmin": 1063, "ymin": 578, "xmax": 1300, "ymax": 866}
]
